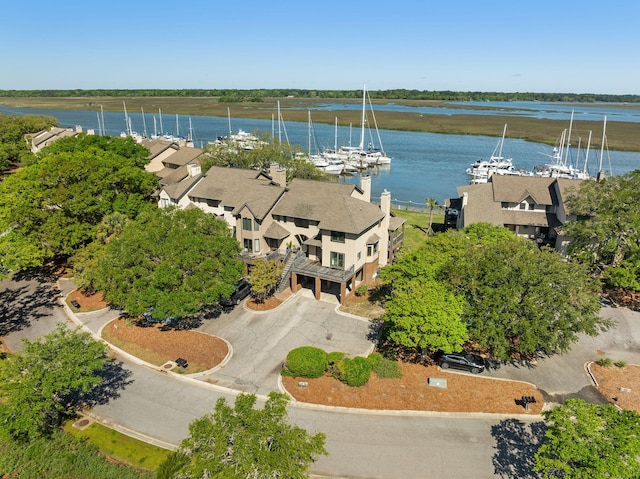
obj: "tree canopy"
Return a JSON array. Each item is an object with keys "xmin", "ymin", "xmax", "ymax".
[
  {"xmin": 77, "ymin": 207, "xmax": 244, "ymax": 320},
  {"xmin": 381, "ymin": 223, "xmax": 606, "ymax": 361},
  {"xmin": 564, "ymin": 171, "xmax": 640, "ymax": 290},
  {"xmin": 0, "ymin": 113, "xmax": 57, "ymax": 173},
  {"xmin": 248, "ymin": 257, "xmax": 283, "ymax": 303},
  {"xmin": 0, "ymin": 134, "xmax": 157, "ymax": 276},
  {"xmin": 534, "ymin": 399, "xmax": 640, "ymax": 478},
  {"xmin": 0, "ymin": 324, "xmax": 110, "ymax": 441},
  {"xmin": 168, "ymin": 392, "xmax": 327, "ymax": 479},
  {"xmin": 200, "ymin": 137, "xmax": 332, "ymax": 182}
]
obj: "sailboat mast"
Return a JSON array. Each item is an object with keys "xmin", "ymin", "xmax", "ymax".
[
  {"xmin": 123, "ymin": 101, "xmax": 130, "ymax": 136},
  {"xmin": 227, "ymin": 107, "xmax": 232, "ymax": 136},
  {"xmin": 564, "ymin": 110, "xmax": 574, "ymax": 167},
  {"xmin": 176, "ymin": 114, "xmax": 179, "ymax": 137},
  {"xmin": 308, "ymin": 111, "xmax": 312, "ymax": 155},
  {"xmin": 599, "ymin": 116, "xmax": 607, "ymax": 173},
  {"xmin": 100, "ymin": 104, "xmax": 105, "ymax": 136},
  {"xmin": 141, "ymin": 107, "xmax": 148, "ymax": 138},
  {"xmin": 359, "ymin": 85, "xmax": 366, "ymax": 150},
  {"xmin": 159, "ymin": 109, "xmax": 164, "ymax": 135},
  {"xmin": 584, "ymin": 130, "xmax": 592, "ymax": 174},
  {"xmin": 277, "ymin": 101, "xmax": 282, "ymax": 143},
  {"xmin": 334, "ymin": 117, "xmax": 338, "ymax": 151},
  {"xmin": 498, "ymin": 124, "xmax": 507, "ymax": 159}
]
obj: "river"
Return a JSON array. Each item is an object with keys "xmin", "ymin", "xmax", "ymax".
[{"xmin": 2, "ymin": 102, "xmax": 640, "ymax": 209}]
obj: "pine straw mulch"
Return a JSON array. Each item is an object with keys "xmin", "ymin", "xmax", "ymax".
[
  {"xmin": 68, "ymin": 288, "xmax": 108, "ymax": 313},
  {"xmin": 102, "ymin": 319, "xmax": 228, "ymax": 374},
  {"xmin": 282, "ymin": 362, "xmax": 545, "ymax": 415},
  {"xmin": 590, "ymin": 363, "xmax": 640, "ymax": 413}
]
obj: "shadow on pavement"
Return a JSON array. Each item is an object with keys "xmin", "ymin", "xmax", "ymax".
[
  {"xmin": 0, "ymin": 282, "xmax": 60, "ymax": 336},
  {"xmin": 491, "ymin": 418, "xmax": 546, "ymax": 479},
  {"xmin": 68, "ymin": 360, "xmax": 134, "ymax": 409},
  {"xmin": 540, "ymin": 385, "xmax": 609, "ymax": 406}
]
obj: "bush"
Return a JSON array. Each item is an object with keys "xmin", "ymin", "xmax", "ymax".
[
  {"xmin": 340, "ymin": 357, "xmax": 372, "ymax": 387},
  {"xmin": 355, "ymin": 284, "xmax": 369, "ymax": 297},
  {"xmin": 596, "ymin": 357, "xmax": 613, "ymax": 368},
  {"xmin": 285, "ymin": 347, "xmax": 327, "ymax": 378},
  {"xmin": 367, "ymin": 352, "xmax": 383, "ymax": 369},
  {"xmin": 373, "ymin": 357, "xmax": 402, "ymax": 379},
  {"xmin": 614, "ymin": 359, "xmax": 628, "ymax": 368},
  {"xmin": 327, "ymin": 351, "xmax": 345, "ymax": 367}
]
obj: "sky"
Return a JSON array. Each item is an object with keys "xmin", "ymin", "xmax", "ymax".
[{"xmin": 2, "ymin": 0, "xmax": 639, "ymax": 95}]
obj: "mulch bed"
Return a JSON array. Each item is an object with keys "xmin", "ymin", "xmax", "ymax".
[{"xmin": 591, "ymin": 363, "xmax": 640, "ymax": 413}]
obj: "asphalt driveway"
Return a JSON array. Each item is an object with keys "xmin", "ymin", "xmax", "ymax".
[{"xmin": 197, "ymin": 292, "xmax": 376, "ymax": 396}]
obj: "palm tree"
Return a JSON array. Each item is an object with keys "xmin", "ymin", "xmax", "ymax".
[{"xmin": 425, "ymin": 197, "xmax": 440, "ymax": 235}]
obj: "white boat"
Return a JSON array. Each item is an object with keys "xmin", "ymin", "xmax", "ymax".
[
  {"xmin": 534, "ymin": 111, "xmax": 591, "ymax": 180},
  {"xmin": 466, "ymin": 124, "xmax": 518, "ymax": 184},
  {"xmin": 320, "ymin": 85, "xmax": 392, "ymax": 167}
]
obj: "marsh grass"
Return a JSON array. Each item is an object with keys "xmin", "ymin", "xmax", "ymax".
[{"xmin": 3, "ymin": 96, "xmax": 639, "ymax": 151}]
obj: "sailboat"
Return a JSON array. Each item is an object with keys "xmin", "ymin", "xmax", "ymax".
[
  {"xmin": 535, "ymin": 111, "xmax": 591, "ymax": 180},
  {"xmin": 466, "ymin": 124, "xmax": 517, "ymax": 184}
]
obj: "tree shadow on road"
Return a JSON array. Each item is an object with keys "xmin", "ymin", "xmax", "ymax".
[
  {"xmin": 491, "ymin": 418, "xmax": 546, "ymax": 479},
  {"xmin": 0, "ymin": 282, "xmax": 61, "ymax": 336},
  {"xmin": 70, "ymin": 360, "xmax": 134, "ymax": 409}
]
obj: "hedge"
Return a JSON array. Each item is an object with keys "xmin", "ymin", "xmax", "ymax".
[{"xmin": 285, "ymin": 346, "xmax": 327, "ymax": 378}]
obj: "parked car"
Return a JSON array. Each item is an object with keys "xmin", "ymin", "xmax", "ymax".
[
  {"xmin": 435, "ymin": 351, "xmax": 485, "ymax": 374},
  {"xmin": 219, "ymin": 279, "xmax": 252, "ymax": 308}
]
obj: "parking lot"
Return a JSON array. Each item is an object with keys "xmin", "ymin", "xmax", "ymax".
[{"xmin": 196, "ymin": 291, "xmax": 376, "ymax": 396}]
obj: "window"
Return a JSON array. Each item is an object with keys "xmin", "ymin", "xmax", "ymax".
[
  {"xmin": 294, "ymin": 218, "xmax": 309, "ymax": 228},
  {"xmin": 160, "ymin": 198, "xmax": 169, "ymax": 208},
  {"xmin": 254, "ymin": 238, "xmax": 260, "ymax": 253},
  {"xmin": 357, "ymin": 251, "xmax": 361, "ymax": 261},
  {"xmin": 519, "ymin": 203, "xmax": 526, "ymax": 210},
  {"xmin": 367, "ymin": 242, "xmax": 379, "ymax": 256},
  {"xmin": 330, "ymin": 252, "xmax": 345, "ymax": 269},
  {"xmin": 242, "ymin": 218, "xmax": 252, "ymax": 231},
  {"xmin": 529, "ymin": 203, "xmax": 535, "ymax": 211},
  {"xmin": 331, "ymin": 231, "xmax": 345, "ymax": 243},
  {"xmin": 243, "ymin": 239, "xmax": 253, "ymax": 253}
]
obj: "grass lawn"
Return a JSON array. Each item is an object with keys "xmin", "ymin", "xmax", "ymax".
[
  {"xmin": 392, "ymin": 208, "xmax": 443, "ymax": 252},
  {"xmin": 63, "ymin": 421, "xmax": 171, "ymax": 472}
]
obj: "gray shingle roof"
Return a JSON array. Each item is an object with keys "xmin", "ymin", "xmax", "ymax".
[
  {"xmin": 163, "ymin": 175, "xmax": 203, "ymax": 201},
  {"xmin": 188, "ymin": 166, "xmax": 286, "ymax": 221},
  {"xmin": 162, "ymin": 147, "xmax": 203, "ymax": 167},
  {"xmin": 273, "ymin": 179, "xmax": 384, "ymax": 234},
  {"xmin": 264, "ymin": 222, "xmax": 291, "ymax": 240}
]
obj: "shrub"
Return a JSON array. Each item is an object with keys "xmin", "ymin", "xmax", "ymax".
[
  {"xmin": 285, "ymin": 346, "xmax": 327, "ymax": 378},
  {"xmin": 614, "ymin": 359, "xmax": 628, "ymax": 368},
  {"xmin": 340, "ymin": 356, "xmax": 372, "ymax": 387},
  {"xmin": 355, "ymin": 284, "xmax": 369, "ymax": 297},
  {"xmin": 367, "ymin": 352, "xmax": 383, "ymax": 369},
  {"xmin": 327, "ymin": 351, "xmax": 345, "ymax": 367},
  {"xmin": 373, "ymin": 357, "xmax": 402, "ymax": 379},
  {"xmin": 596, "ymin": 357, "xmax": 613, "ymax": 368}
]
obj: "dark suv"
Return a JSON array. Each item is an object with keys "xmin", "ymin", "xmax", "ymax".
[
  {"xmin": 436, "ymin": 351, "xmax": 485, "ymax": 374},
  {"xmin": 219, "ymin": 279, "xmax": 252, "ymax": 307}
]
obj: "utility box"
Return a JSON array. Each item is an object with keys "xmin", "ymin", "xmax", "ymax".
[{"xmin": 428, "ymin": 377, "xmax": 448, "ymax": 389}]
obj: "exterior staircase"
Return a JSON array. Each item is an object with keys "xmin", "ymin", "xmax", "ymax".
[{"xmin": 276, "ymin": 249, "xmax": 301, "ymax": 292}]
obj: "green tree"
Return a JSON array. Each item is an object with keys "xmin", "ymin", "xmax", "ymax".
[
  {"xmin": 534, "ymin": 399, "xmax": 640, "ymax": 478},
  {"xmin": 0, "ymin": 113, "xmax": 57, "ymax": 173},
  {"xmin": 0, "ymin": 135, "xmax": 157, "ymax": 276},
  {"xmin": 0, "ymin": 324, "xmax": 110, "ymax": 440},
  {"xmin": 169, "ymin": 392, "xmax": 327, "ymax": 479},
  {"xmin": 425, "ymin": 197, "xmax": 440, "ymax": 235},
  {"xmin": 564, "ymin": 172, "xmax": 640, "ymax": 290},
  {"xmin": 78, "ymin": 207, "xmax": 244, "ymax": 319},
  {"xmin": 249, "ymin": 257, "xmax": 284, "ymax": 303},
  {"xmin": 384, "ymin": 278, "xmax": 467, "ymax": 353},
  {"xmin": 381, "ymin": 223, "xmax": 606, "ymax": 361}
]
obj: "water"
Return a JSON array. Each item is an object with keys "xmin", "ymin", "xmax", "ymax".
[{"xmin": 2, "ymin": 103, "xmax": 640, "ymax": 208}]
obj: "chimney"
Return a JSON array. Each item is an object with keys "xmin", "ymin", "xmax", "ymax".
[
  {"xmin": 360, "ymin": 175, "xmax": 371, "ymax": 203},
  {"xmin": 269, "ymin": 163, "xmax": 287, "ymax": 186},
  {"xmin": 187, "ymin": 162, "xmax": 202, "ymax": 177},
  {"xmin": 379, "ymin": 189, "xmax": 391, "ymax": 267}
]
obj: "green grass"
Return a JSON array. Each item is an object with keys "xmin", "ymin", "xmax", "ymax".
[
  {"xmin": 392, "ymin": 208, "xmax": 443, "ymax": 252},
  {"xmin": 63, "ymin": 421, "xmax": 171, "ymax": 471}
]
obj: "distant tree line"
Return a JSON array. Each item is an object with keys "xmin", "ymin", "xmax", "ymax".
[{"xmin": 0, "ymin": 89, "xmax": 638, "ymax": 103}]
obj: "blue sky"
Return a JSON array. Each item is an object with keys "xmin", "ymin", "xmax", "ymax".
[{"xmin": 2, "ymin": 0, "xmax": 638, "ymax": 94}]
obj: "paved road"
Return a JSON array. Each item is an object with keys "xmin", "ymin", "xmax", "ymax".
[{"xmin": 2, "ymin": 277, "xmax": 640, "ymax": 478}]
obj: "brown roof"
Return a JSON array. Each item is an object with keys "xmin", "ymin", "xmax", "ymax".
[
  {"xmin": 263, "ymin": 222, "xmax": 291, "ymax": 240},
  {"xmin": 188, "ymin": 166, "xmax": 285, "ymax": 221},
  {"xmin": 273, "ymin": 179, "xmax": 384, "ymax": 234},
  {"xmin": 142, "ymin": 139, "xmax": 179, "ymax": 158},
  {"xmin": 490, "ymin": 176, "xmax": 557, "ymax": 205},
  {"xmin": 162, "ymin": 147, "xmax": 203, "ymax": 167},
  {"xmin": 163, "ymin": 175, "xmax": 203, "ymax": 201},
  {"xmin": 388, "ymin": 215, "xmax": 406, "ymax": 231}
]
